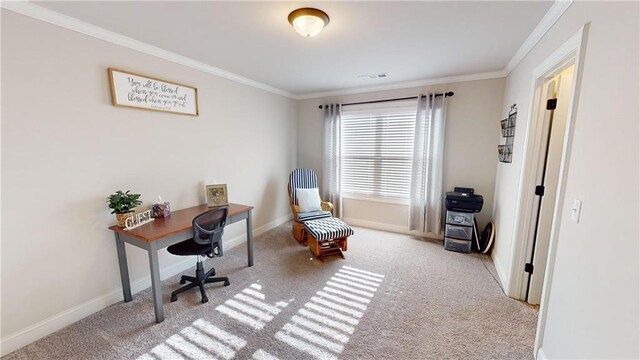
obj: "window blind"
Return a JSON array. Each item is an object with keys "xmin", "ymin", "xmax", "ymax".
[{"xmin": 341, "ymin": 105, "xmax": 416, "ymax": 199}]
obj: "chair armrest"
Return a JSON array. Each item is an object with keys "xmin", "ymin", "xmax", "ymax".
[
  {"xmin": 321, "ymin": 201, "xmax": 334, "ymax": 212},
  {"xmin": 291, "ymin": 205, "xmax": 300, "ymax": 221}
]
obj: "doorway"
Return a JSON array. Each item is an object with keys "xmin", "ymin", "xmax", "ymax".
[
  {"xmin": 524, "ymin": 65, "xmax": 575, "ymax": 305},
  {"xmin": 503, "ymin": 24, "xmax": 589, "ymax": 358}
]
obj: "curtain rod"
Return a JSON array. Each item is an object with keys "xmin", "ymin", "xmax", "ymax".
[{"xmin": 318, "ymin": 92, "xmax": 454, "ymax": 109}]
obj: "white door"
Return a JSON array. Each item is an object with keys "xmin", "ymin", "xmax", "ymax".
[{"xmin": 527, "ymin": 65, "xmax": 575, "ymax": 305}]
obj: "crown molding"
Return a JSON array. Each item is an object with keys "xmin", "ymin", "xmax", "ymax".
[
  {"xmin": 2, "ymin": 0, "xmax": 572, "ymax": 101},
  {"xmin": 296, "ymin": 0, "xmax": 573, "ymax": 100},
  {"xmin": 293, "ymin": 70, "xmax": 507, "ymax": 100},
  {"xmin": 0, "ymin": 1, "xmax": 295, "ymax": 99},
  {"xmin": 504, "ymin": 0, "xmax": 573, "ymax": 74}
]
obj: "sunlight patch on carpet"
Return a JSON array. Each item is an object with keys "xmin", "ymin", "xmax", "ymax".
[
  {"xmin": 216, "ymin": 282, "xmax": 292, "ymax": 330},
  {"xmin": 138, "ymin": 319, "xmax": 246, "ymax": 360},
  {"xmin": 273, "ymin": 265, "xmax": 384, "ymax": 359},
  {"xmin": 251, "ymin": 348, "xmax": 280, "ymax": 360}
]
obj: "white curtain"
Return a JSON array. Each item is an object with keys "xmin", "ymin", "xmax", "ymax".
[
  {"xmin": 409, "ymin": 94, "xmax": 447, "ymax": 234},
  {"xmin": 322, "ymin": 104, "xmax": 342, "ymax": 218}
]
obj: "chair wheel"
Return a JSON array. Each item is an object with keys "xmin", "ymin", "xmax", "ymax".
[
  {"xmin": 171, "ymin": 296, "xmax": 177, "ymax": 302},
  {"xmin": 201, "ymin": 297, "xmax": 208, "ymax": 303},
  {"xmin": 179, "ymin": 279, "xmax": 186, "ymax": 285},
  {"xmin": 224, "ymin": 280, "xmax": 230, "ymax": 286}
]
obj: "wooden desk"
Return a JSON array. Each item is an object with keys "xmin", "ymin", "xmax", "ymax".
[{"xmin": 109, "ymin": 203, "xmax": 254, "ymax": 323}]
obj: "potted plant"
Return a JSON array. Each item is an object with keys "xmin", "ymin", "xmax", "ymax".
[{"xmin": 107, "ymin": 190, "xmax": 142, "ymax": 227}]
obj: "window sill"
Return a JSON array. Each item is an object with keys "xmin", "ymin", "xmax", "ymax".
[{"xmin": 341, "ymin": 193, "xmax": 409, "ymax": 206}]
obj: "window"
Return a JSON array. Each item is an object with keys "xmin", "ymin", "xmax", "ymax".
[{"xmin": 340, "ymin": 104, "xmax": 416, "ymax": 200}]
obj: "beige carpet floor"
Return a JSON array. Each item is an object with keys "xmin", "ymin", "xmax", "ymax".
[{"xmin": 3, "ymin": 222, "xmax": 538, "ymax": 360}]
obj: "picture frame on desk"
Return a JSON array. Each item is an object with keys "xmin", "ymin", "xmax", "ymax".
[{"xmin": 206, "ymin": 184, "xmax": 228, "ymax": 207}]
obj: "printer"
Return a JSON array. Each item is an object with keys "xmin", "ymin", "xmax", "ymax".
[{"xmin": 445, "ymin": 187, "xmax": 484, "ymax": 213}]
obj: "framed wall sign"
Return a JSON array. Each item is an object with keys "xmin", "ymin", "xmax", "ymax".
[
  {"xmin": 206, "ymin": 184, "xmax": 229, "ymax": 207},
  {"xmin": 108, "ymin": 68, "xmax": 199, "ymax": 116}
]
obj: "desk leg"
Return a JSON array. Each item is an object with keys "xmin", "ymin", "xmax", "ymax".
[
  {"xmin": 148, "ymin": 242, "xmax": 164, "ymax": 323},
  {"xmin": 246, "ymin": 209, "xmax": 254, "ymax": 267},
  {"xmin": 115, "ymin": 233, "xmax": 132, "ymax": 302}
]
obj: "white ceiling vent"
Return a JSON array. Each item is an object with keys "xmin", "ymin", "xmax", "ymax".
[{"xmin": 357, "ymin": 72, "xmax": 389, "ymax": 79}]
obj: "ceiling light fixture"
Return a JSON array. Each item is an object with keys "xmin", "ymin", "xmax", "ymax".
[{"xmin": 288, "ymin": 8, "xmax": 330, "ymax": 38}]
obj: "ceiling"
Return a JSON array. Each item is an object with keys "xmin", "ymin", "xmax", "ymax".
[{"xmin": 34, "ymin": 1, "xmax": 553, "ymax": 96}]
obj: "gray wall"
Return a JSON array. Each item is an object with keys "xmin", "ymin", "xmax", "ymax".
[
  {"xmin": 491, "ymin": 2, "xmax": 639, "ymax": 358},
  {"xmin": 1, "ymin": 10, "xmax": 297, "ymax": 340},
  {"xmin": 296, "ymin": 78, "xmax": 505, "ymax": 230}
]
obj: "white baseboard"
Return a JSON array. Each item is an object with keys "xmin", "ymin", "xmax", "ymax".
[
  {"xmin": 342, "ymin": 217, "xmax": 443, "ymax": 240},
  {"xmin": 0, "ymin": 257, "xmax": 195, "ymax": 356},
  {"xmin": 491, "ymin": 252, "xmax": 508, "ymax": 290},
  {"xmin": 0, "ymin": 213, "xmax": 291, "ymax": 356},
  {"xmin": 245, "ymin": 213, "xmax": 292, "ymax": 242},
  {"xmin": 536, "ymin": 347, "xmax": 548, "ymax": 360}
]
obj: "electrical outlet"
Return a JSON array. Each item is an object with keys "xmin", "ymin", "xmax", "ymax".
[{"xmin": 571, "ymin": 199, "xmax": 582, "ymax": 223}]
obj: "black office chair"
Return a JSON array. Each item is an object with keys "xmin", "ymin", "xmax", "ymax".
[{"xmin": 168, "ymin": 206, "xmax": 230, "ymax": 303}]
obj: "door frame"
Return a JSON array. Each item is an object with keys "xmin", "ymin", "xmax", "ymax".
[
  {"xmin": 502, "ymin": 24, "xmax": 590, "ymax": 358},
  {"xmin": 525, "ymin": 66, "xmax": 574, "ymax": 305}
]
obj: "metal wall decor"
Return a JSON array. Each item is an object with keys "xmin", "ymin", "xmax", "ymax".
[{"xmin": 498, "ymin": 104, "xmax": 517, "ymax": 163}]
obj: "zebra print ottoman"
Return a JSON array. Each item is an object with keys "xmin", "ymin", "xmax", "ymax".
[{"xmin": 304, "ymin": 217, "xmax": 354, "ymax": 261}]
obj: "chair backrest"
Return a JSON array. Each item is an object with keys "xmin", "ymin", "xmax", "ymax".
[
  {"xmin": 288, "ymin": 169, "xmax": 318, "ymax": 205},
  {"xmin": 192, "ymin": 206, "xmax": 228, "ymax": 247}
]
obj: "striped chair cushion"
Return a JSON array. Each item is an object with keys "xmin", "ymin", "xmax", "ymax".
[
  {"xmin": 297, "ymin": 210, "xmax": 332, "ymax": 222},
  {"xmin": 304, "ymin": 218, "xmax": 354, "ymax": 241},
  {"xmin": 289, "ymin": 169, "xmax": 318, "ymax": 205}
]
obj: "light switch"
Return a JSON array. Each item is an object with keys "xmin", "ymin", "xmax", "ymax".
[{"xmin": 571, "ymin": 199, "xmax": 582, "ymax": 223}]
